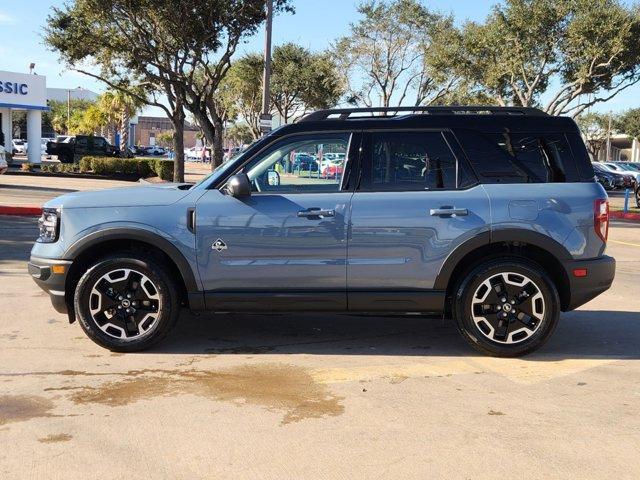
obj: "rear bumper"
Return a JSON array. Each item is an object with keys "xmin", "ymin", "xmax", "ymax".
[
  {"xmin": 562, "ymin": 255, "xmax": 615, "ymax": 311},
  {"xmin": 28, "ymin": 256, "xmax": 72, "ymax": 315}
]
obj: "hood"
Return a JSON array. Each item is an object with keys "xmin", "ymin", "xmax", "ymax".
[{"xmin": 44, "ymin": 183, "xmax": 193, "ymax": 209}]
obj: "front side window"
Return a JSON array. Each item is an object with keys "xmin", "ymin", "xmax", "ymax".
[
  {"xmin": 244, "ymin": 133, "xmax": 351, "ymax": 194},
  {"xmin": 368, "ymin": 131, "xmax": 458, "ymax": 190}
]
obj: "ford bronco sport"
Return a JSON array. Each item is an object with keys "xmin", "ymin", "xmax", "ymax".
[{"xmin": 29, "ymin": 106, "xmax": 615, "ymax": 357}]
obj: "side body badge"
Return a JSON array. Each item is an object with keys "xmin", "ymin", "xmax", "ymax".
[{"xmin": 212, "ymin": 238, "xmax": 228, "ymax": 252}]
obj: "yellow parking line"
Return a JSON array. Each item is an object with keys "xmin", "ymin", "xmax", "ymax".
[{"xmin": 609, "ymin": 239, "xmax": 640, "ymax": 248}]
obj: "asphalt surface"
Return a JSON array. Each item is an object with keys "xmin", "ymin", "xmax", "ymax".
[{"xmin": 0, "ymin": 216, "xmax": 639, "ymax": 479}]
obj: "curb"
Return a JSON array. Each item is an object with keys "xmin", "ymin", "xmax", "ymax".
[
  {"xmin": 0, "ymin": 205, "xmax": 43, "ymax": 216},
  {"xmin": 610, "ymin": 210, "xmax": 640, "ymax": 222}
]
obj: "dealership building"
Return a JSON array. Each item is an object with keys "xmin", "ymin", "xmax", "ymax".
[{"xmin": 0, "ymin": 70, "xmax": 48, "ymax": 164}]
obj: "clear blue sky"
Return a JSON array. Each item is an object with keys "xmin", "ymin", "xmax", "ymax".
[{"xmin": 0, "ymin": 0, "xmax": 637, "ymax": 114}]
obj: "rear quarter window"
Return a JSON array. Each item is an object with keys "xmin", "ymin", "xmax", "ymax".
[{"xmin": 454, "ymin": 129, "xmax": 585, "ymax": 183}]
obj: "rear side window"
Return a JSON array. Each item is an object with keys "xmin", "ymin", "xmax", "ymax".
[
  {"xmin": 367, "ymin": 131, "xmax": 458, "ymax": 190},
  {"xmin": 455, "ymin": 130, "xmax": 582, "ymax": 183}
]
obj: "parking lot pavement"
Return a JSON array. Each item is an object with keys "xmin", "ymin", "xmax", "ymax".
[
  {"xmin": 0, "ymin": 162, "xmax": 211, "ymax": 208},
  {"xmin": 0, "ymin": 216, "xmax": 639, "ymax": 479}
]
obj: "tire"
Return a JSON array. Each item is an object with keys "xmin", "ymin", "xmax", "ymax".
[
  {"xmin": 452, "ymin": 258, "xmax": 560, "ymax": 357},
  {"xmin": 73, "ymin": 252, "xmax": 180, "ymax": 352}
]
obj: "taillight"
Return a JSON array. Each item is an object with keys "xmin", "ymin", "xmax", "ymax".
[{"xmin": 594, "ymin": 198, "xmax": 609, "ymax": 243}]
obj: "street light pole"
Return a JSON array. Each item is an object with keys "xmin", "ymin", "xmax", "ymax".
[
  {"xmin": 67, "ymin": 89, "xmax": 71, "ymax": 135},
  {"xmin": 260, "ymin": 0, "xmax": 273, "ymax": 135}
]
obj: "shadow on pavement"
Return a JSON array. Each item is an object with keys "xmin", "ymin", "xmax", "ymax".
[{"xmin": 152, "ymin": 309, "xmax": 640, "ymax": 360}]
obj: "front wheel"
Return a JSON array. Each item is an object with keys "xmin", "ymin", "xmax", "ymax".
[
  {"xmin": 74, "ymin": 253, "xmax": 180, "ymax": 352},
  {"xmin": 452, "ymin": 258, "xmax": 560, "ymax": 357}
]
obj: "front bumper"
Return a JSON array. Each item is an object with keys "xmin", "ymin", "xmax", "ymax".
[
  {"xmin": 562, "ymin": 255, "xmax": 616, "ymax": 311},
  {"xmin": 28, "ymin": 256, "xmax": 73, "ymax": 315}
]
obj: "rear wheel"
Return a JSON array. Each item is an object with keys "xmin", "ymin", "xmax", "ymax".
[
  {"xmin": 452, "ymin": 258, "xmax": 560, "ymax": 357},
  {"xmin": 74, "ymin": 253, "xmax": 180, "ymax": 352}
]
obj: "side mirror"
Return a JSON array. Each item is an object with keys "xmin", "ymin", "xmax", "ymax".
[{"xmin": 226, "ymin": 173, "xmax": 251, "ymax": 197}]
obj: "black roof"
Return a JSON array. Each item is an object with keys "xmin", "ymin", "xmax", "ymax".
[{"xmin": 271, "ymin": 106, "xmax": 580, "ymax": 137}]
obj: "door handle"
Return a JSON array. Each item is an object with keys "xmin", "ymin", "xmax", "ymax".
[
  {"xmin": 297, "ymin": 208, "xmax": 335, "ymax": 219},
  {"xmin": 429, "ymin": 207, "xmax": 469, "ymax": 217}
]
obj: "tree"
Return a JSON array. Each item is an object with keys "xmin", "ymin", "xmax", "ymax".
[
  {"xmin": 219, "ymin": 54, "xmax": 264, "ymax": 139},
  {"xmin": 47, "ymin": 99, "xmax": 95, "ymax": 135},
  {"xmin": 451, "ymin": 0, "xmax": 640, "ymax": 116},
  {"xmin": 615, "ymin": 108, "xmax": 640, "ymax": 140},
  {"xmin": 333, "ymin": 0, "xmax": 457, "ymax": 107},
  {"xmin": 226, "ymin": 122, "xmax": 254, "ymax": 147},
  {"xmin": 45, "ymin": 0, "xmax": 292, "ymax": 180},
  {"xmin": 220, "ymin": 45, "xmax": 343, "ymax": 130},
  {"xmin": 270, "ymin": 44, "xmax": 344, "ymax": 123},
  {"xmin": 98, "ymin": 89, "xmax": 145, "ymax": 148},
  {"xmin": 156, "ymin": 131, "xmax": 174, "ymax": 148},
  {"xmin": 576, "ymin": 112, "xmax": 612, "ymax": 159}
]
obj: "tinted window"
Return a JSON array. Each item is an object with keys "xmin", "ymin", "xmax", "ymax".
[
  {"xmin": 456, "ymin": 130, "xmax": 581, "ymax": 183},
  {"xmin": 368, "ymin": 132, "xmax": 458, "ymax": 190},
  {"xmin": 244, "ymin": 133, "xmax": 351, "ymax": 194}
]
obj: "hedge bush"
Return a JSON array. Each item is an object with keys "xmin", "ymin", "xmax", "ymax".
[{"xmin": 71, "ymin": 156, "xmax": 175, "ymax": 180}]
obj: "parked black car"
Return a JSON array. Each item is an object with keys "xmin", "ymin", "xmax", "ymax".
[
  {"xmin": 293, "ymin": 153, "xmax": 319, "ymax": 172},
  {"xmin": 47, "ymin": 135, "xmax": 118, "ymax": 163},
  {"xmin": 592, "ymin": 162, "xmax": 632, "ymax": 190}
]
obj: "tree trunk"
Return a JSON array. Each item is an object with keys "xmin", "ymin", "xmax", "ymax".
[
  {"xmin": 212, "ymin": 116, "xmax": 224, "ymax": 169},
  {"xmin": 170, "ymin": 106, "xmax": 185, "ymax": 183}
]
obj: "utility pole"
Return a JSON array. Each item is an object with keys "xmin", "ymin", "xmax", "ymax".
[
  {"xmin": 260, "ymin": 0, "xmax": 273, "ymax": 136},
  {"xmin": 67, "ymin": 89, "xmax": 71, "ymax": 135},
  {"xmin": 606, "ymin": 113, "xmax": 612, "ymax": 162}
]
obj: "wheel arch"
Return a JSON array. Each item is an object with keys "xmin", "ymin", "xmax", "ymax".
[
  {"xmin": 63, "ymin": 228, "xmax": 202, "ymax": 319},
  {"xmin": 436, "ymin": 229, "xmax": 572, "ymax": 312}
]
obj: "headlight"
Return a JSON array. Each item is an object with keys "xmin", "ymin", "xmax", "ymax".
[{"xmin": 37, "ymin": 208, "xmax": 60, "ymax": 243}]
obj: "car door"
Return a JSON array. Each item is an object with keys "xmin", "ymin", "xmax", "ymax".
[
  {"xmin": 347, "ymin": 130, "xmax": 491, "ymax": 311},
  {"xmin": 195, "ymin": 131, "xmax": 360, "ymax": 311}
]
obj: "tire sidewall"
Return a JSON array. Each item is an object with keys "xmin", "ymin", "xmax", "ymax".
[
  {"xmin": 74, "ymin": 256, "xmax": 178, "ymax": 352},
  {"xmin": 453, "ymin": 259, "xmax": 560, "ymax": 357}
]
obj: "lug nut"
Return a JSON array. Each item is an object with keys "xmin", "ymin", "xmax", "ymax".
[
  {"xmin": 127, "ymin": 294, "xmax": 132, "ymax": 299},
  {"xmin": 510, "ymin": 299, "xmax": 515, "ymax": 304},
  {"xmin": 117, "ymin": 305, "xmax": 122, "ymax": 310},
  {"xmin": 501, "ymin": 297, "xmax": 507, "ymax": 303},
  {"xmin": 126, "ymin": 308, "xmax": 131, "ymax": 313},
  {"xmin": 118, "ymin": 296, "xmax": 123, "ymax": 301}
]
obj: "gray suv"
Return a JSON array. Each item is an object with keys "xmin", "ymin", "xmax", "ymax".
[{"xmin": 29, "ymin": 106, "xmax": 615, "ymax": 357}]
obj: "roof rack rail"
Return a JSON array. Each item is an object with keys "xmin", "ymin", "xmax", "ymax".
[{"xmin": 299, "ymin": 106, "xmax": 548, "ymax": 122}]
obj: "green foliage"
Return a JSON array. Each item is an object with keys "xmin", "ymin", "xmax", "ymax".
[
  {"xmin": 72, "ymin": 156, "xmax": 173, "ymax": 179},
  {"xmin": 225, "ymin": 122, "xmax": 254, "ymax": 146},
  {"xmin": 451, "ymin": 0, "xmax": 640, "ymax": 116},
  {"xmin": 219, "ymin": 54, "xmax": 264, "ymax": 138},
  {"xmin": 615, "ymin": 108, "xmax": 640, "ymax": 140},
  {"xmin": 220, "ymin": 44, "xmax": 344, "ymax": 127},
  {"xmin": 156, "ymin": 131, "xmax": 174, "ymax": 148},
  {"xmin": 270, "ymin": 43, "xmax": 344, "ymax": 122},
  {"xmin": 45, "ymin": 0, "xmax": 294, "ymax": 179},
  {"xmin": 47, "ymin": 99, "xmax": 96, "ymax": 134},
  {"xmin": 153, "ymin": 159, "xmax": 175, "ymax": 181}
]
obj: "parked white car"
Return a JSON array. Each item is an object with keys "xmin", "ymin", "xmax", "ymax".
[
  {"xmin": 0, "ymin": 145, "xmax": 7, "ymax": 174},
  {"xmin": 12, "ymin": 139, "xmax": 26, "ymax": 155}
]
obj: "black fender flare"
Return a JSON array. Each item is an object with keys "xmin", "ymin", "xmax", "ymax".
[
  {"xmin": 434, "ymin": 228, "xmax": 572, "ymax": 291},
  {"xmin": 64, "ymin": 227, "xmax": 200, "ymax": 292}
]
